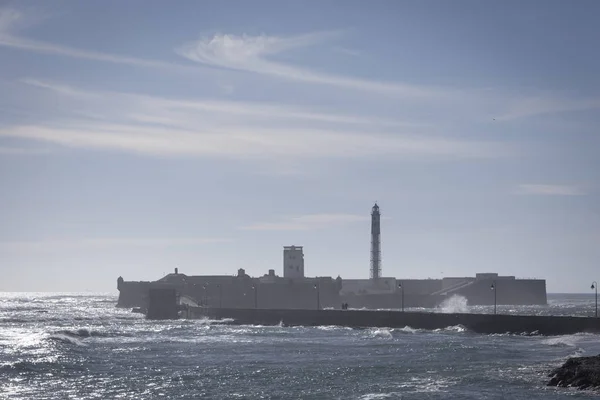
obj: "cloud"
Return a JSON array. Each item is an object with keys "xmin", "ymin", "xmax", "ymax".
[
  {"xmin": 0, "ymin": 8, "xmax": 21, "ymax": 33},
  {"xmin": 3, "ymin": 8, "xmax": 598, "ymax": 124},
  {"xmin": 0, "ymin": 124, "xmax": 506, "ymax": 160},
  {"xmin": 176, "ymin": 32, "xmax": 445, "ymax": 98},
  {"xmin": 239, "ymin": 214, "xmax": 370, "ymax": 231},
  {"xmin": 333, "ymin": 46, "xmax": 362, "ymax": 57},
  {"xmin": 19, "ymin": 78, "xmax": 413, "ymax": 127},
  {"xmin": 3, "ymin": 8, "xmax": 596, "ymax": 123},
  {"xmin": 496, "ymin": 96, "xmax": 600, "ymax": 121},
  {"xmin": 0, "ymin": 34, "xmax": 195, "ymax": 72},
  {"xmin": 0, "ymin": 79, "xmax": 507, "ymax": 160},
  {"xmin": 0, "ymin": 237, "xmax": 231, "ymax": 252},
  {"xmin": 517, "ymin": 184, "xmax": 586, "ymax": 196},
  {"xmin": 0, "ymin": 146, "xmax": 51, "ymax": 155},
  {"xmin": 0, "ymin": 8, "xmax": 200, "ymax": 73}
]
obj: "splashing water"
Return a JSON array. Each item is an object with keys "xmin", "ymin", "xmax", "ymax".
[{"xmin": 438, "ymin": 295, "xmax": 469, "ymax": 313}]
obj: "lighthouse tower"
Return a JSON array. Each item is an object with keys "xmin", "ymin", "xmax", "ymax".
[{"xmin": 370, "ymin": 203, "xmax": 381, "ymax": 280}]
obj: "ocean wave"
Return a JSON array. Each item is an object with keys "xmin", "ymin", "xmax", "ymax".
[
  {"xmin": 315, "ymin": 325, "xmax": 353, "ymax": 331},
  {"xmin": 360, "ymin": 394, "xmax": 397, "ymax": 399},
  {"xmin": 398, "ymin": 376, "xmax": 456, "ymax": 393},
  {"xmin": 0, "ymin": 316, "xmax": 62, "ymax": 324},
  {"xmin": 54, "ymin": 328, "xmax": 116, "ymax": 338},
  {"xmin": 0, "ymin": 318, "xmax": 31, "ymax": 324},
  {"xmin": 195, "ymin": 317, "xmax": 235, "ymax": 325},
  {"xmin": 396, "ymin": 326, "xmax": 423, "ymax": 334},
  {"xmin": 370, "ymin": 328, "xmax": 393, "ymax": 339},
  {"xmin": 569, "ymin": 347, "xmax": 586, "ymax": 358},
  {"xmin": 433, "ymin": 324, "xmax": 468, "ymax": 333},
  {"xmin": 49, "ymin": 328, "xmax": 133, "ymax": 343},
  {"xmin": 48, "ymin": 333, "xmax": 88, "ymax": 346},
  {"xmin": 0, "ymin": 360, "xmax": 63, "ymax": 374},
  {"xmin": 541, "ymin": 335, "xmax": 580, "ymax": 347},
  {"xmin": 487, "ymin": 330, "xmax": 541, "ymax": 337},
  {"xmin": 0, "ymin": 306, "xmax": 48, "ymax": 313}
]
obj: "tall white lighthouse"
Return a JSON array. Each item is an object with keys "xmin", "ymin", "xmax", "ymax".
[{"xmin": 370, "ymin": 203, "xmax": 381, "ymax": 280}]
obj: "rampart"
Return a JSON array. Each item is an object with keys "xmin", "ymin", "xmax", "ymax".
[{"xmin": 192, "ymin": 307, "xmax": 600, "ymax": 335}]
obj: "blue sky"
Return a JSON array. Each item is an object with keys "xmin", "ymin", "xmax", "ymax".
[{"xmin": 0, "ymin": 0, "xmax": 599, "ymax": 292}]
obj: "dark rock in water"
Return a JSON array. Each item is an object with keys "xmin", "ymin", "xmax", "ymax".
[{"xmin": 548, "ymin": 354, "xmax": 600, "ymax": 390}]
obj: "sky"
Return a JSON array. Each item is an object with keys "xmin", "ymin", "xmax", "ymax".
[{"xmin": 0, "ymin": 0, "xmax": 599, "ymax": 293}]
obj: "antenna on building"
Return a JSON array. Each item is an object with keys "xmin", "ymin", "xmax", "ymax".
[{"xmin": 370, "ymin": 203, "xmax": 381, "ymax": 280}]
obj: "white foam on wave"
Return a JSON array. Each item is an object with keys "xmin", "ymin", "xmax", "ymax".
[
  {"xmin": 48, "ymin": 333, "xmax": 87, "ymax": 347},
  {"xmin": 195, "ymin": 317, "xmax": 235, "ymax": 325},
  {"xmin": 312, "ymin": 325, "xmax": 353, "ymax": 331},
  {"xmin": 541, "ymin": 335, "xmax": 579, "ymax": 347},
  {"xmin": 370, "ymin": 328, "xmax": 393, "ymax": 339},
  {"xmin": 432, "ymin": 325, "xmax": 468, "ymax": 334},
  {"xmin": 396, "ymin": 326, "xmax": 421, "ymax": 334},
  {"xmin": 360, "ymin": 393, "xmax": 396, "ymax": 399},
  {"xmin": 398, "ymin": 376, "xmax": 455, "ymax": 393},
  {"xmin": 569, "ymin": 347, "xmax": 586, "ymax": 358},
  {"xmin": 443, "ymin": 324, "xmax": 467, "ymax": 333},
  {"xmin": 316, "ymin": 325, "xmax": 340, "ymax": 331}
]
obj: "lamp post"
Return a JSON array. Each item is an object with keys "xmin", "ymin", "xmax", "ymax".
[
  {"xmin": 398, "ymin": 282, "xmax": 404, "ymax": 312},
  {"xmin": 314, "ymin": 283, "xmax": 320, "ymax": 310},
  {"xmin": 490, "ymin": 281, "xmax": 497, "ymax": 315},
  {"xmin": 252, "ymin": 285, "xmax": 258, "ymax": 309},
  {"xmin": 592, "ymin": 282, "xmax": 598, "ymax": 318}
]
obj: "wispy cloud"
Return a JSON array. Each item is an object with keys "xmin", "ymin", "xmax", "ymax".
[
  {"xmin": 19, "ymin": 78, "xmax": 412, "ymax": 127},
  {"xmin": 497, "ymin": 96, "xmax": 600, "ymax": 121},
  {"xmin": 1, "ymin": 123, "xmax": 506, "ymax": 159},
  {"xmin": 0, "ymin": 8, "xmax": 200, "ymax": 73},
  {"xmin": 0, "ymin": 237, "xmax": 231, "ymax": 252},
  {"xmin": 2, "ymin": 8, "xmax": 596, "ymax": 123},
  {"xmin": 517, "ymin": 184, "xmax": 586, "ymax": 196},
  {"xmin": 240, "ymin": 213, "xmax": 370, "ymax": 231},
  {"xmin": 0, "ymin": 146, "xmax": 51, "ymax": 155},
  {"xmin": 0, "ymin": 7, "xmax": 21, "ymax": 33},
  {"xmin": 333, "ymin": 46, "xmax": 361, "ymax": 57},
  {"xmin": 176, "ymin": 32, "xmax": 445, "ymax": 98},
  {"xmin": 0, "ymin": 79, "xmax": 507, "ymax": 160}
]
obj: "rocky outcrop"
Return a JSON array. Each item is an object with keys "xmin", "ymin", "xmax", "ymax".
[{"xmin": 548, "ymin": 355, "xmax": 600, "ymax": 390}]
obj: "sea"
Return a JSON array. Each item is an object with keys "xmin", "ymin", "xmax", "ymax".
[{"xmin": 1, "ymin": 293, "xmax": 599, "ymax": 399}]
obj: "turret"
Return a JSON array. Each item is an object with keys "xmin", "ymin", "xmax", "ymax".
[{"xmin": 283, "ymin": 245, "xmax": 305, "ymax": 279}]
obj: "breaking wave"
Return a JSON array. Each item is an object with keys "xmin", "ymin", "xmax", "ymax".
[
  {"xmin": 435, "ymin": 324, "xmax": 468, "ymax": 333},
  {"xmin": 195, "ymin": 317, "xmax": 235, "ymax": 325},
  {"xmin": 396, "ymin": 326, "xmax": 424, "ymax": 334},
  {"xmin": 0, "ymin": 359, "xmax": 76, "ymax": 375},
  {"xmin": 437, "ymin": 295, "xmax": 469, "ymax": 313},
  {"xmin": 370, "ymin": 328, "xmax": 393, "ymax": 339},
  {"xmin": 360, "ymin": 394, "xmax": 397, "ymax": 399},
  {"xmin": 541, "ymin": 336, "xmax": 579, "ymax": 348},
  {"xmin": 48, "ymin": 333, "xmax": 88, "ymax": 346},
  {"xmin": 54, "ymin": 328, "xmax": 110, "ymax": 338}
]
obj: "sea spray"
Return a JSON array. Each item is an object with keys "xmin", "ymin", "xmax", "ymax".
[{"xmin": 437, "ymin": 295, "xmax": 469, "ymax": 313}]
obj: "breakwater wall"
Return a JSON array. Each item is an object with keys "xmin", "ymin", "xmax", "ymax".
[{"xmin": 192, "ymin": 307, "xmax": 600, "ymax": 335}]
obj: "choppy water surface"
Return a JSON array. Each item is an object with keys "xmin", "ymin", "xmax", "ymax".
[{"xmin": 1, "ymin": 293, "xmax": 599, "ymax": 399}]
